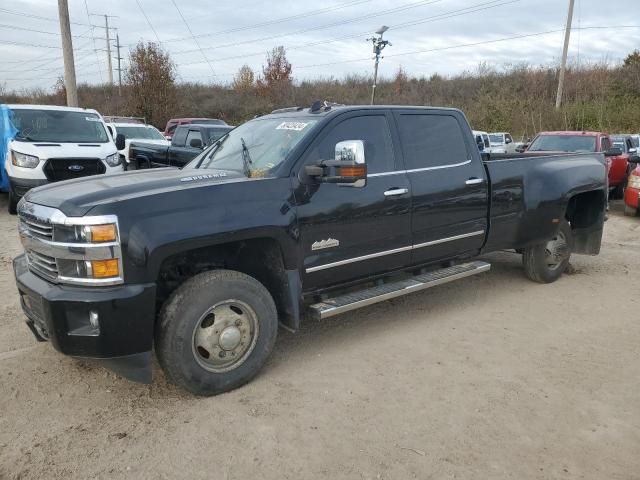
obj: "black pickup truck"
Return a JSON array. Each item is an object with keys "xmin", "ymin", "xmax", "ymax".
[
  {"xmin": 125, "ymin": 123, "xmax": 233, "ymax": 168},
  {"xmin": 13, "ymin": 104, "xmax": 607, "ymax": 395}
]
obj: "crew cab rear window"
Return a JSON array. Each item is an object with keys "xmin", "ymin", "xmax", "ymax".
[
  {"xmin": 397, "ymin": 114, "xmax": 469, "ymax": 169},
  {"xmin": 186, "ymin": 129, "xmax": 202, "ymax": 147},
  {"xmin": 308, "ymin": 115, "xmax": 395, "ymax": 174},
  {"xmin": 172, "ymin": 127, "xmax": 188, "ymax": 147}
]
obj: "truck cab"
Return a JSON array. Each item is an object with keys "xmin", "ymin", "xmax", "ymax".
[{"xmin": 3, "ymin": 104, "xmax": 122, "ymax": 214}]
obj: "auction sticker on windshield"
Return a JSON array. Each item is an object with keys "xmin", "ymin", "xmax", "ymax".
[{"xmin": 276, "ymin": 122, "xmax": 309, "ymax": 131}]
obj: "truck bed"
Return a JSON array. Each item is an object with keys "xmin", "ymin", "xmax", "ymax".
[{"xmin": 481, "ymin": 151, "xmax": 607, "ymax": 253}]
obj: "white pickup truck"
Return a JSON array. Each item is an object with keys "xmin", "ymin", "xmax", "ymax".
[
  {"xmin": 488, "ymin": 132, "xmax": 517, "ymax": 153},
  {"xmin": 105, "ymin": 122, "xmax": 169, "ymax": 168},
  {"xmin": 4, "ymin": 105, "xmax": 123, "ymax": 214}
]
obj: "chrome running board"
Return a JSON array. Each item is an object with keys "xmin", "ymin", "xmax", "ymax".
[{"xmin": 308, "ymin": 261, "xmax": 491, "ymax": 320}]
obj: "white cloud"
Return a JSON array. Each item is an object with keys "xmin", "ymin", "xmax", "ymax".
[{"xmin": 1, "ymin": 0, "xmax": 639, "ymax": 90}]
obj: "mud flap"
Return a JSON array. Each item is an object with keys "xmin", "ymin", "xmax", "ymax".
[{"xmin": 101, "ymin": 351, "xmax": 153, "ymax": 384}]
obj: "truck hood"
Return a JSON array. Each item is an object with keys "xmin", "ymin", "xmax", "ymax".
[
  {"xmin": 24, "ymin": 168, "xmax": 244, "ymax": 216},
  {"xmin": 9, "ymin": 140, "xmax": 117, "ymax": 160}
]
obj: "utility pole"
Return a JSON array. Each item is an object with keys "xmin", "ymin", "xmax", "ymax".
[
  {"xmin": 555, "ymin": 0, "xmax": 575, "ymax": 110},
  {"xmin": 115, "ymin": 34, "xmax": 123, "ymax": 96},
  {"xmin": 57, "ymin": 0, "xmax": 78, "ymax": 107},
  {"xmin": 367, "ymin": 26, "xmax": 391, "ymax": 105},
  {"xmin": 104, "ymin": 15, "xmax": 114, "ymax": 85}
]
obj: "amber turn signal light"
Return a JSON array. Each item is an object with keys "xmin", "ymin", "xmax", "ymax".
[
  {"xmin": 339, "ymin": 165, "xmax": 366, "ymax": 177},
  {"xmin": 90, "ymin": 259, "xmax": 120, "ymax": 278},
  {"xmin": 84, "ymin": 224, "xmax": 117, "ymax": 243}
]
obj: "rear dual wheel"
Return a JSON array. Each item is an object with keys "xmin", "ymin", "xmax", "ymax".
[{"xmin": 523, "ymin": 219, "xmax": 573, "ymax": 283}]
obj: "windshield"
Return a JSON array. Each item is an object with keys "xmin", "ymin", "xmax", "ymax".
[
  {"xmin": 489, "ymin": 134, "xmax": 503, "ymax": 144},
  {"xmin": 116, "ymin": 126, "xmax": 165, "ymax": 140},
  {"xmin": 187, "ymin": 117, "xmax": 317, "ymax": 176},
  {"xmin": 528, "ymin": 134, "xmax": 597, "ymax": 153},
  {"xmin": 207, "ymin": 128, "xmax": 233, "ymax": 143},
  {"xmin": 612, "ymin": 141, "xmax": 626, "ymax": 151},
  {"xmin": 10, "ymin": 109, "xmax": 109, "ymax": 143}
]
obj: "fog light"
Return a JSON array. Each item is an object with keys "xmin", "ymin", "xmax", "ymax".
[{"xmin": 89, "ymin": 310, "xmax": 99, "ymax": 328}]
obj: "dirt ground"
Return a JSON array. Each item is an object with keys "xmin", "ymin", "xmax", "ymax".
[{"xmin": 0, "ymin": 193, "xmax": 638, "ymax": 480}]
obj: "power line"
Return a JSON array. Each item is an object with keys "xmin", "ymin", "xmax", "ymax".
[
  {"xmin": 0, "ymin": 23, "xmax": 108, "ymax": 39},
  {"xmin": 0, "ymin": 7, "xmax": 116, "ymax": 29},
  {"xmin": 135, "ymin": 0, "xmax": 163, "ymax": 44},
  {"xmin": 292, "ymin": 25, "xmax": 640, "ymax": 71},
  {"xmin": 170, "ymin": 0, "xmax": 446, "ymax": 55},
  {"xmin": 170, "ymin": 0, "xmax": 215, "ymax": 76},
  {"xmin": 157, "ymin": 0, "xmax": 372, "ymax": 45},
  {"xmin": 83, "ymin": 0, "xmax": 104, "ymax": 83},
  {"xmin": 176, "ymin": 0, "xmax": 519, "ymax": 67}
]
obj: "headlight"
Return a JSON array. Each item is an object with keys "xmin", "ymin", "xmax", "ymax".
[
  {"xmin": 11, "ymin": 150, "xmax": 39, "ymax": 168},
  {"xmin": 54, "ymin": 223, "xmax": 118, "ymax": 243},
  {"xmin": 57, "ymin": 259, "xmax": 120, "ymax": 280},
  {"xmin": 628, "ymin": 174, "xmax": 640, "ymax": 189},
  {"xmin": 104, "ymin": 152, "xmax": 121, "ymax": 167}
]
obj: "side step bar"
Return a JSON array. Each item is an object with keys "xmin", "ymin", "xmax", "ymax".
[{"xmin": 308, "ymin": 261, "xmax": 491, "ymax": 320}]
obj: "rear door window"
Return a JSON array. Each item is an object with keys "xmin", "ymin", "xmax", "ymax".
[
  {"xmin": 186, "ymin": 129, "xmax": 203, "ymax": 147},
  {"xmin": 396, "ymin": 114, "xmax": 469, "ymax": 170},
  {"xmin": 172, "ymin": 127, "xmax": 188, "ymax": 147}
]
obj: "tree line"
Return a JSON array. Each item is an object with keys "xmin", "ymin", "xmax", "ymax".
[{"xmin": 2, "ymin": 43, "xmax": 640, "ymax": 139}]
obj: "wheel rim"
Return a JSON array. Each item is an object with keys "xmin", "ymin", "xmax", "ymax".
[
  {"xmin": 191, "ymin": 300, "xmax": 259, "ymax": 373},
  {"xmin": 544, "ymin": 231, "xmax": 570, "ymax": 271}
]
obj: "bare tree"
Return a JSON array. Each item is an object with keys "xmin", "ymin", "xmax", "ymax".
[
  {"xmin": 233, "ymin": 65, "xmax": 255, "ymax": 92},
  {"xmin": 126, "ymin": 41, "xmax": 177, "ymax": 127},
  {"xmin": 257, "ymin": 46, "xmax": 292, "ymax": 105}
]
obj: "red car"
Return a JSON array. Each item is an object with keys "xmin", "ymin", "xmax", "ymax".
[
  {"xmin": 624, "ymin": 159, "xmax": 640, "ymax": 216},
  {"xmin": 526, "ymin": 131, "xmax": 629, "ymax": 197},
  {"xmin": 163, "ymin": 117, "xmax": 227, "ymax": 140}
]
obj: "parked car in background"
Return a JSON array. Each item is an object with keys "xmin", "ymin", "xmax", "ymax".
[
  {"xmin": 13, "ymin": 104, "xmax": 607, "ymax": 394},
  {"xmin": 3, "ymin": 104, "xmax": 122, "ymax": 214},
  {"xmin": 127, "ymin": 123, "xmax": 233, "ymax": 168},
  {"xmin": 472, "ymin": 130, "xmax": 491, "ymax": 151},
  {"xmin": 624, "ymin": 155, "xmax": 640, "ymax": 216},
  {"xmin": 163, "ymin": 117, "xmax": 227, "ymax": 140},
  {"xmin": 488, "ymin": 132, "xmax": 516, "ymax": 153},
  {"xmin": 106, "ymin": 122, "xmax": 169, "ymax": 168},
  {"xmin": 526, "ymin": 131, "xmax": 629, "ymax": 197}
]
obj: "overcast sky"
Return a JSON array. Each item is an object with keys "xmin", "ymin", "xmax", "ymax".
[{"xmin": 1, "ymin": 0, "xmax": 639, "ymax": 91}]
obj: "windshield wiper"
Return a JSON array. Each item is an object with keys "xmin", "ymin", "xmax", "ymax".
[
  {"xmin": 195, "ymin": 134, "xmax": 229, "ymax": 169},
  {"xmin": 240, "ymin": 137, "xmax": 253, "ymax": 177},
  {"xmin": 15, "ymin": 133, "xmax": 36, "ymax": 141}
]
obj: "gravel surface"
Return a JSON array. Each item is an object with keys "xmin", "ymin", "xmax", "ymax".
[{"xmin": 0, "ymin": 193, "xmax": 638, "ymax": 479}]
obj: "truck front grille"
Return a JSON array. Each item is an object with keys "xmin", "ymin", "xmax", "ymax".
[
  {"xmin": 42, "ymin": 158, "xmax": 106, "ymax": 181},
  {"xmin": 19, "ymin": 216, "xmax": 53, "ymax": 240},
  {"xmin": 26, "ymin": 250, "xmax": 59, "ymax": 282}
]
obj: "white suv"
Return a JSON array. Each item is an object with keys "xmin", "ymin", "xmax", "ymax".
[{"xmin": 4, "ymin": 105, "xmax": 123, "ymax": 214}]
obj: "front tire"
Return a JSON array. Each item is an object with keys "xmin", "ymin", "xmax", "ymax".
[
  {"xmin": 522, "ymin": 219, "xmax": 573, "ymax": 283},
  {"xmin": 156, "ymin": 269, "xmax": 278, "ymax": 396},
  {"xmin": 7, "ymin": 190, "xmax": 18, "ymax": 215},
  {"xmin": 624, "ymin": 204, "xmax": 638, "ymax": 217}
]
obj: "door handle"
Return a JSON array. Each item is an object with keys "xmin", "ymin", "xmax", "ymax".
[
  {"xmin": 384, "ymin": 188, "xmax": 409, "ymax": 197},
  {"xmin": 465, "ymin": 178, "xmax": 484, "ymax": 185}
]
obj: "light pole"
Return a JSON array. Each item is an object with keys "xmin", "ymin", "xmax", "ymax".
[{"xmin": 368, "ymin": 26, "xmax": 391, "ymax": 105}]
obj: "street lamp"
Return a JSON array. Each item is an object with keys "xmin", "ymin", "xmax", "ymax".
[{"xmin": 367, "ymin": 25, "xmax": 391, "ymax": 105}]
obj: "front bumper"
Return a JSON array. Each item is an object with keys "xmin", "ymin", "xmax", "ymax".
[
  {"xmin": 624, "ymin": 185, "xmax": 640, "ymax": 209},
  {"xmin": 13, "ymin": 254, "xmax": 156, "ymax": 383},
  {"xmin": 9, "ymin": 177, "xmax": 49, "ymax": 200}
]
